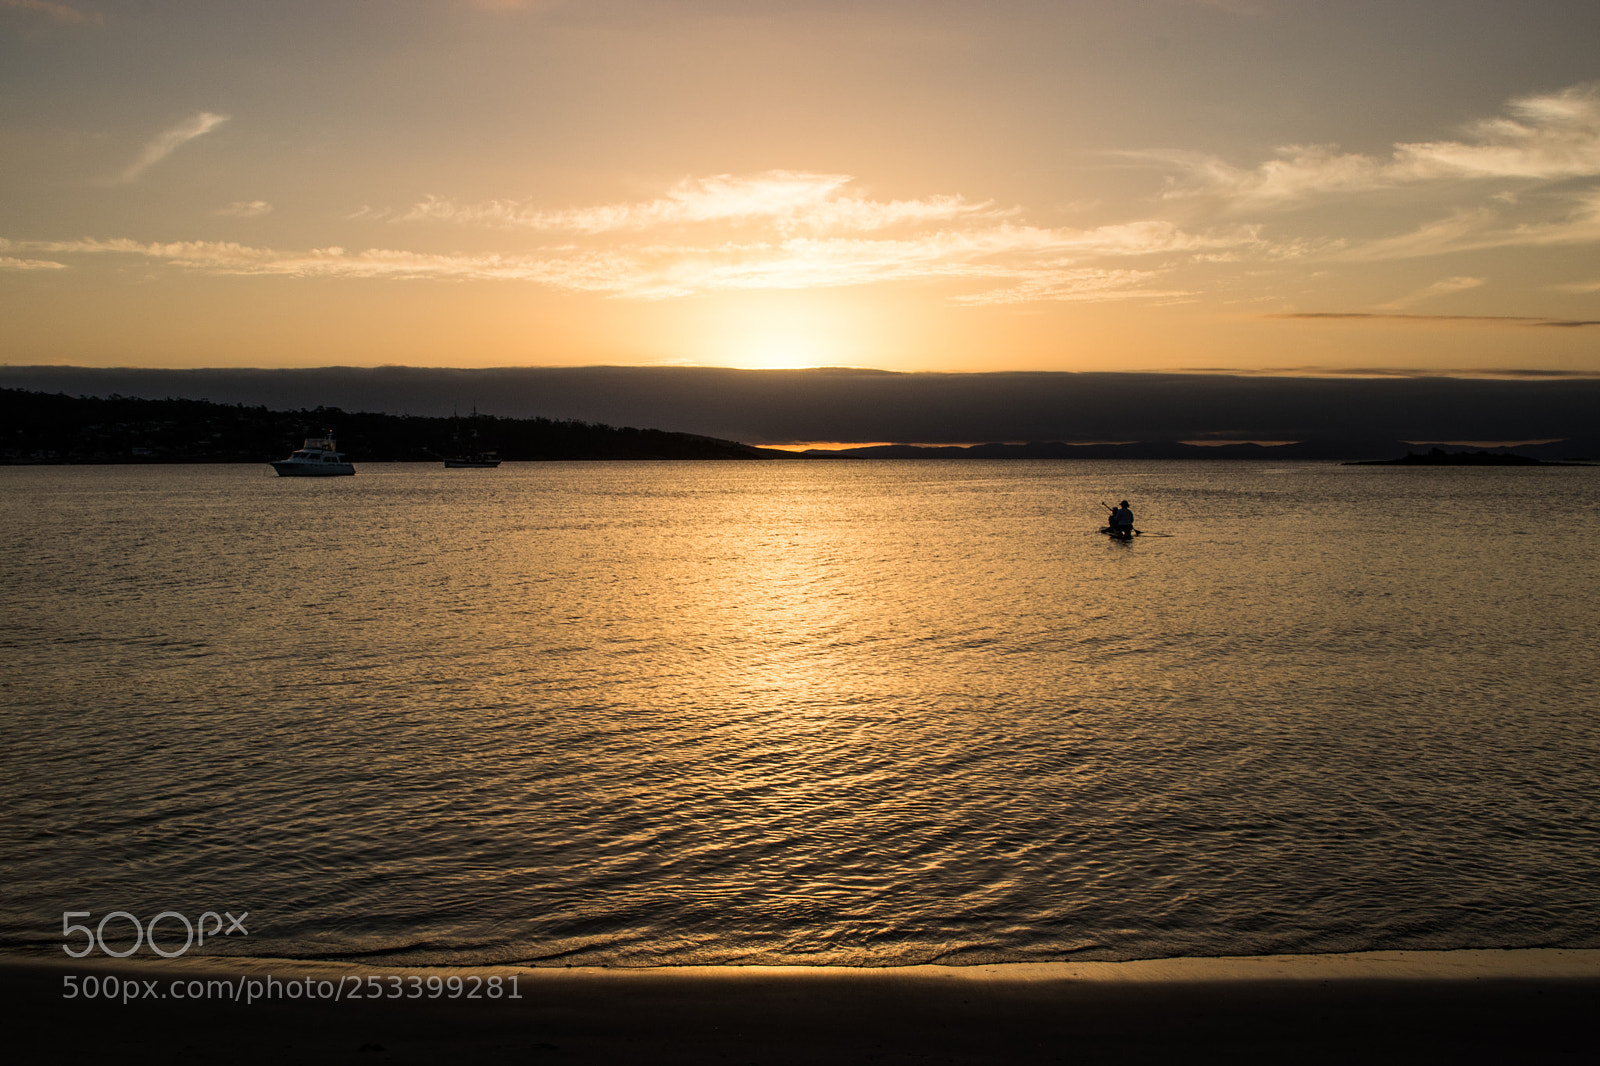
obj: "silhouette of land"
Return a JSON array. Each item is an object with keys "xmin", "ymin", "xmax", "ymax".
[
  {"xmin": 4, "ymin": 366, "xmax": 1599, "ymax": 452},
  {"xmin": 0, "ymin": 389, "xmax": 774, "ymax": 463},
  {"xmin": 5, "ymin": 388, "xmax": 1596, "ymax": 465}
]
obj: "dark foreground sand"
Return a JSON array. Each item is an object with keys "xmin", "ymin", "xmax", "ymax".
[{"xmin": 10, "ymin": 950, "xmax": 1598, "ymax": 1064}]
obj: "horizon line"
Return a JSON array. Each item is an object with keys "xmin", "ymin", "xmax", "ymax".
[{"xmin": 6, "ymin": 362, "xmax": 1600, "ymax": 381}]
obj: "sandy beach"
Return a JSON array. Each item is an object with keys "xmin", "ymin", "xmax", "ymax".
[{"xmin": 10, "ymin": 949, "xmax": 1598, "ymax": 1064}]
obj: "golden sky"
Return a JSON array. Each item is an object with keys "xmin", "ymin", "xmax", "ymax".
[{"xmin": 2, "ymin": 0, "xmax": 1599, "ymax": 375}]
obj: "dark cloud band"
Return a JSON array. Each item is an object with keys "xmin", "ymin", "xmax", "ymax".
[{"xmin": 5, "ymin": 365, "xmax": 1597, "ymax": 447}]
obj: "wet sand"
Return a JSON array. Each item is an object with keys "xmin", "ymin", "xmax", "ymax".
[{"xmin": 10, "ymin": 950, "xmax": 1598, "ymax": 1064}]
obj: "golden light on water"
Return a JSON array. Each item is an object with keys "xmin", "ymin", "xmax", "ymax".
[{"xmin": 6, "ymin": 461, "xmax": 1600, "ymax": 970}]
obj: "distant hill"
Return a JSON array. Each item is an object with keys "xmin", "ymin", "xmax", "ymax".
[{"xmin": 0, "ymin": 389, "xmax": 775, "ymax": 463}]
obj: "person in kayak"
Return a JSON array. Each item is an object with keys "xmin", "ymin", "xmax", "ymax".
[{"xmin": 1109, "ymin": 500, "xmax": 1134, "ymax": 535}]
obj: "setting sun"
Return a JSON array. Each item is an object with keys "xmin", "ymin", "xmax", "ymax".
[
  {"xmin": 726, "ymin": 338, "xmax": 829, "ymax": 371},
  {"xmin": 694, "ymin": 295, "xmax": 858, "ymax": 370}
]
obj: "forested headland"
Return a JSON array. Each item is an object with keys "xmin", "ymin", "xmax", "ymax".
[{"xmin": 1, "ymin": 389, "xmax": 774, "ymax": 463}]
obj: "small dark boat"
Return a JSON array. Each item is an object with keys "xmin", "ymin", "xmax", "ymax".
[{"xmin": 1100, "ymin": 526, "xmax": 1134, "ymax": 540}]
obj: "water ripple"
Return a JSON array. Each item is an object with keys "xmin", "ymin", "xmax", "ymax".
[{"xmin": 1, "ymin": 461, "xmax": 1598, "ymax": 966}]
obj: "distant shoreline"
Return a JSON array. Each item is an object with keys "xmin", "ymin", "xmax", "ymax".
[
  {"xmin": 6, "ymin": 383, "xmax": 1599, "ymax": 466},
  {"xmin": 0, "ymin": 388, "xmax": 768, "ymax": 464},
  {"xmin": 5, "ymin": 452, "xmax": 1596, "ymax": 466},
  {"xmin": 1344, "ymin": 447, "xmax": 1592, "ymax": 467}
]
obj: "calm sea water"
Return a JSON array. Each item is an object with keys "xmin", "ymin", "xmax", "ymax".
[{"xmin": 2, "ymin": 460, "xmax": 1598, "ymax": 966}]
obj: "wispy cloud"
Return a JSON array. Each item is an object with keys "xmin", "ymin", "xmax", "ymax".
[
  {"xmin": 1268, "ymin": 312, "xmax": 1535, "ymax": 323},
  {"xmin": 0, "ymin": 239, "xmax": 68, "ymax": 270},
  {"xmin": 8, "ymin": 165, "xmax": 1271, "ymax": 303},
  {"xmin": 13, "ymin": 235, "xmax": 759, "ymax": 294},
  {"xmin": 31, "ymin": 86, "xmax": 1600, "ymax": 307},
  {"xmin": 110, "ymin": 111, "xmax": 229, "ymax": 184},
  {"xmin": 1402, "ymin": 85, "xmax": 1600, "ymax": 180},
  {"xmin": 1266, "ymin": 312, "xmax": 1600, "ymax": 328},
  {"xmin": 398, "ymin": 171, "xmax": 1012, "ymax": 235},
  {"xmin": 1157, "ymin": 83, "xmax": 1600, "ymax": 208},
  {"xmin": 1339, "ymin": 188, "xmax": 1600, "ymax": 261},
  {"xmin": 1, "ymin": 0, "xmax": 101, "ymax": 25},
  {"xmin": 217, "ymin": 200, "xmax": 272, "ymax": 218},
  {"xmin": 1376, "ymin": 275, "xmax": 1485, "ymax": 311},
  {"xmin": 0, "ymin": 255, "xmax": 68, "ymax": 270},
  {"xmin": 364, "ymin": 171, "xmax": 1259, "ymax": 301},
  {"xmin": 952, "ymin": 269, "xmax": 1185, "ymax": 306},
  {"xmin": 6, "ymin": 211, "xmax": 1257, "ymax": 303},
  {"xmin": 599, "ymin": 218, "xmax": 1242, "ymax": 299}
]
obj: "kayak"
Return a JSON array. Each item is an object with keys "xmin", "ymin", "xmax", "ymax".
[{"xmin": 1100, "ymin": 526, "xmax": 1134, "ymax": 540}]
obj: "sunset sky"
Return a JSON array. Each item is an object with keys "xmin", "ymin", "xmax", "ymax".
[{"xmin": 3, "ymin": 0, "xmax": 1599, "ymax": 376}]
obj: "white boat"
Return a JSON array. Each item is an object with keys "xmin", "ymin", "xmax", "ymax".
[{"xmin": 270, "ymin": 435, "xmax": 355, "ymax": 477}]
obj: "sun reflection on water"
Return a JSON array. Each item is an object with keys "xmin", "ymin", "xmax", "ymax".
[{"xmin": 3, "ymin": 462, "xmax": 1598, "ymax": 966}]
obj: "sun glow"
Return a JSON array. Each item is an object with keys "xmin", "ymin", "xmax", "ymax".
[
  {"xmin": 730, "ymin": 336, "xmax": 830, "ymax": 370},
  {"xmin": 696, "ymin": 295, "xmax": 860, "ymax": 370}
]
